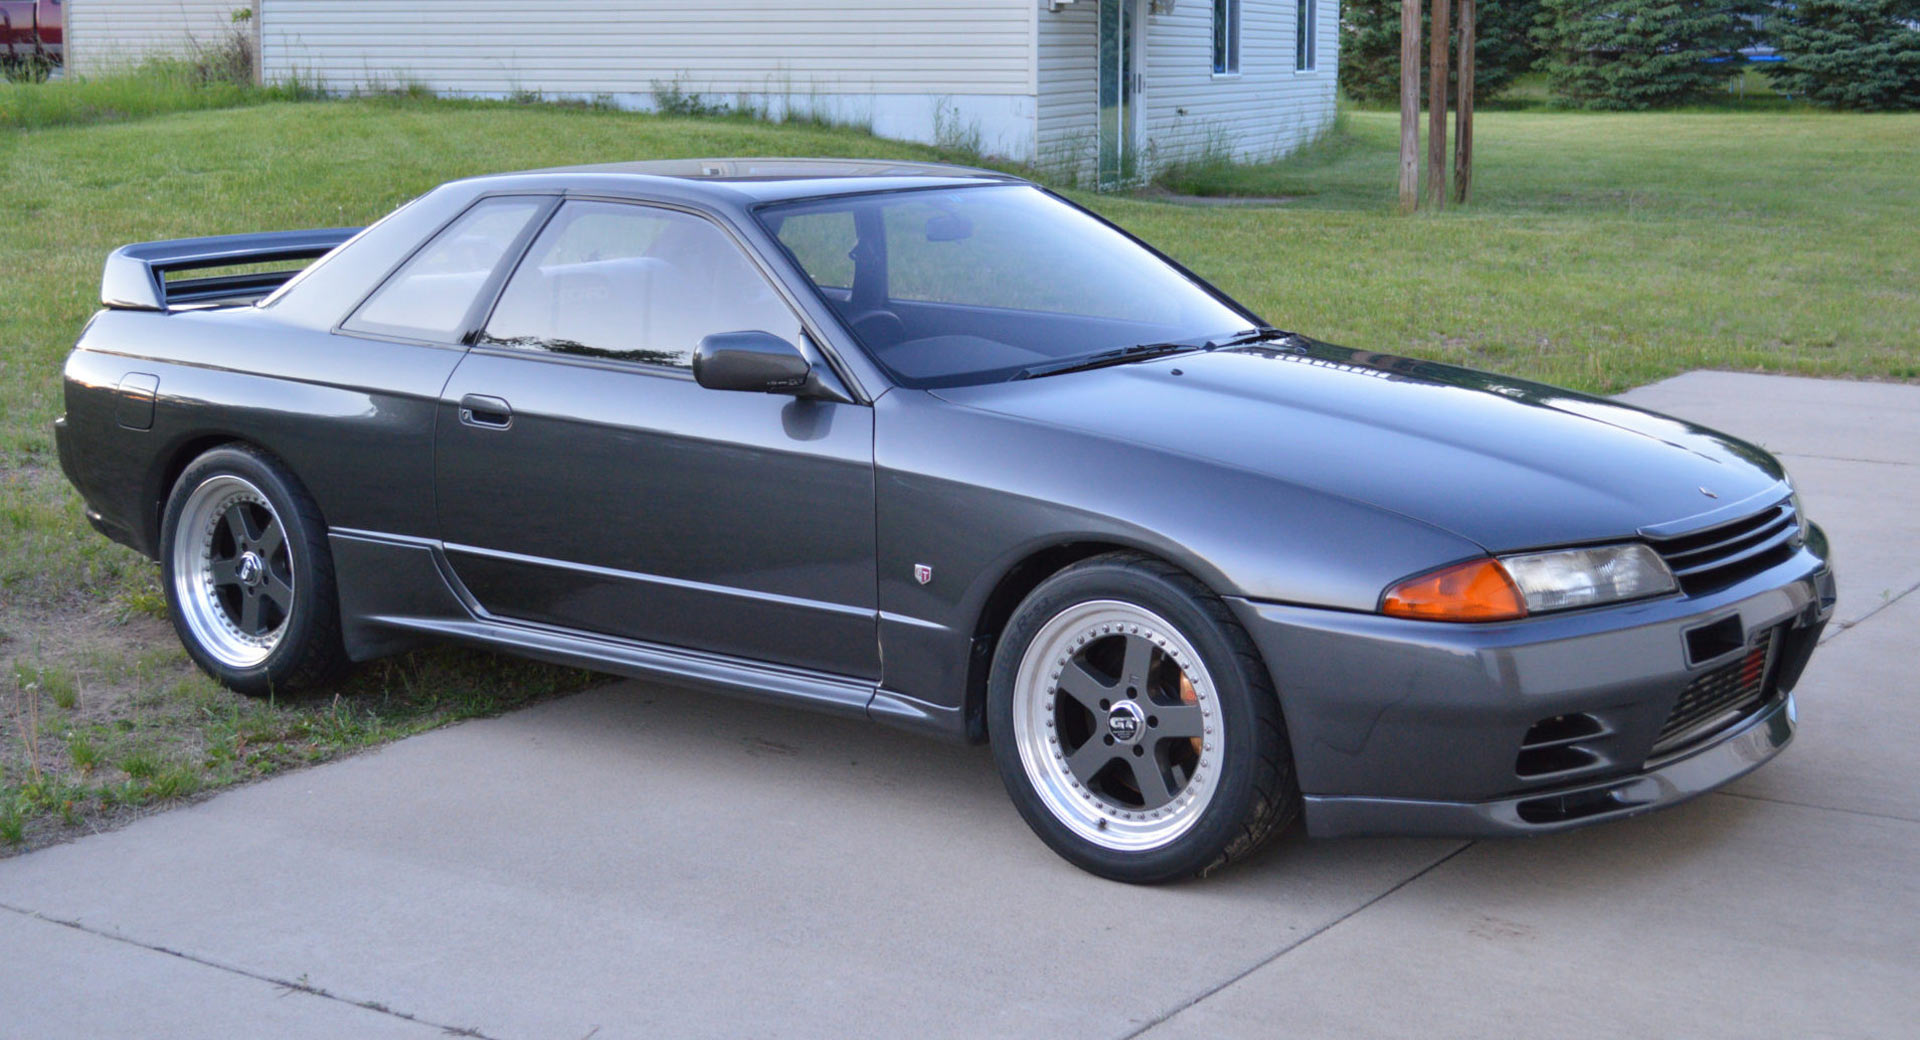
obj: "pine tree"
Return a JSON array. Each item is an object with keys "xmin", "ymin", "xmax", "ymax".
[
  {"xmin": 1767, "ymin": 0, "xmax": 1920, "ymax": 110},
  {"xmin": 1533, "ymin": 0, "xmax": 1759, "ymax": 109},
  {"xmin": 1342, "ymin": 0, "xmax": 1543, "ymax": 105}
]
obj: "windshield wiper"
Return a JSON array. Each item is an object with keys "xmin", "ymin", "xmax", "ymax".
[
  {"xmin": 1215, "ymin": 326, "xmax": 1299, "ymax": 348},
  {"xmin": 1013, "ymin": 340, "xmax": 1213, "ymax": 381}
]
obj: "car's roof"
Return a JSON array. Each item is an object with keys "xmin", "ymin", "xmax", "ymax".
[{"xmin": 455, "ymin": 157, "xmax": 1027, "ymax": 205}]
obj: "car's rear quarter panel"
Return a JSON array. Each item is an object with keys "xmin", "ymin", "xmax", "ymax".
[{"xmin": 61, "ymin": 307, "xmax": 463, "ymax": 558}]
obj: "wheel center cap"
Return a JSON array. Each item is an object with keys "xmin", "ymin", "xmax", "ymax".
[
  {"xmin": 236, "ymin": 552, "xmax": 265, "ymax": 588},
  {"xmin": 1107, "ymin": 700, "xmax": 1145, "ymax": 744}
]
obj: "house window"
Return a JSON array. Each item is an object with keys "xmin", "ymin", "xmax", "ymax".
[
  {"xmin": 1296, "ymin": 0, "xmax": 1317, "ymax": 71},
  {"xmin": 1212, "ymin": 0, "xmax": 1241, "ymax": 75}
]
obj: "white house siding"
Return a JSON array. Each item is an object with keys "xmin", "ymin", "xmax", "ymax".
[
  {"xmin": 1142, "ymin": 0, "xmax": 1340, "ymax": 166},
  {"xmin": 259, "ymin": 0, "xmax": 1041, "ymax": 159},
  {"xmin": 1035, "ymin": 0, "xmax": 1099, "ymax": 183},
  {"xmin": 66, "ymin": 0, "xmax": 243, "ymax": 77}
]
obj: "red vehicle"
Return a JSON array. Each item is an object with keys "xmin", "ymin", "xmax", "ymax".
[{"xmin": 1, "ymin": 0, "xmax": 61, "ymax": 74}]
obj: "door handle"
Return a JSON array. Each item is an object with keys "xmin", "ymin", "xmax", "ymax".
[{"xmin": 459, "ymin": 394, "xmax": 513, "ymax": 430}]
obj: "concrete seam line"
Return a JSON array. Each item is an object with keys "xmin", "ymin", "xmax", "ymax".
[
  {"xmin": 1818, "ymin": 576, "xmax": 1920, "ymax": 646},
  {"xmin": 1775, "ymin": 451, "xmax": 1917, "ymax": 467},
  {"xmin": 1115, "ymin": 840, "xmax": 1476, "ymax": 1040},
  {"xmin": 0, "ymin": 900, "xmax": 502, "ymax": 1040},
  {"xmin": 1710, "ymin": 790, "xmax": 1920, "ymax": 827}
]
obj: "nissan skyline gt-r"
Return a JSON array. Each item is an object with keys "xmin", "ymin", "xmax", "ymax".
[{"xmin": 54, "ymin": 159, "xmax": 1835, "ymax": 883}]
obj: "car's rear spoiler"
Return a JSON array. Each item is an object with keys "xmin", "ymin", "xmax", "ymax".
[{"xmin": 101, "ymin": 227, "xmax": 363, "ymax": 311}]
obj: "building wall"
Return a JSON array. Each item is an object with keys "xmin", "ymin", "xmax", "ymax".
[
  {"xmin": 259, "ymin": 0, "xmax": 1040, "ymax": 159},
  {"xmin": 1035, "ymin": 1, "xmax": 1099, "ymax": 183},
  {"xmin": 66, "ymin": 0, "xmax": 242, "ymax": 77},
  {"xmin": 1036, "ymin": 0, "xmax": 1341, "ymax": 184},
  {"xmin": 1143, "ymin": 0, "xmax": 1340, "ymax": 166}
]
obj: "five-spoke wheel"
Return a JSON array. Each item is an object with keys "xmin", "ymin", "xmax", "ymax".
[
  {"xmin": 990, "ymin": 552, "xmax": 1297, "ymax": 883},
  {"xmin": 1013, "ymin": 600, "xmax": 1223, "ymax": 851},
  {"xmin": 171, "ymin": 474, "xmax": 295, "ymax": 668},
  {"xmin": 160, "ymin": 445, "xmax": 347, "ymax": 695}
]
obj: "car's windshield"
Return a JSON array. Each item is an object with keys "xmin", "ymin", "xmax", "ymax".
[{"xmin": 757, "ymin": 184, "xmax": 1256, "ymax": 388}]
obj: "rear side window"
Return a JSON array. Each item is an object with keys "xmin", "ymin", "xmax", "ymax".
[
  {"xmin": 345, "ymin": 197, "xmax": 544, "ymax": 342},
  {"xmin": 479, "ymin": 200, "xmax": 803, "ymax": 370}
]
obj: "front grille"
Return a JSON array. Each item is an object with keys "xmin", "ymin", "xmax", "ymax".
[
  {"xmin": 1653, "ymin": 627, "xmax": 1776, "ymax": 753},
  {"xmin": 1648, "ymin": 500, "xmax": 1800, "ymax": 596}
]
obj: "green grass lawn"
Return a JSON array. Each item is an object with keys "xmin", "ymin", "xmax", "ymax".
[
  {"xmin": 1143, "ymin": 107, "xmax": 1919, "ymax": 389},
  {"xmin": 1, "ymin": 84, "xmax": 1915, "ymax": 848}
]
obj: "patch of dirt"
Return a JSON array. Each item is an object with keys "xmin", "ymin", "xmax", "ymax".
[
  {"xmin": 1132, "ymin": 185, "xmax": 1300, "ymax": 207},
  {"xmin": 0, "ymin": 596, "xmax": 223, "ymax": 857}
]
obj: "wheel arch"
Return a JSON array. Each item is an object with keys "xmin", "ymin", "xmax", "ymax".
[
  {"xmin": 148, "ymin": 435, "xmax": 315, "ymax": 554},
  {"xmin": 964, "ymin": 540, "xmax": 1232, "ymax": 745}
]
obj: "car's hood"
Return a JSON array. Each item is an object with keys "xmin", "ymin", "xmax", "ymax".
[{"xmin": 931, "ymin": 341, "xmax": 1788, "ymax": 553}]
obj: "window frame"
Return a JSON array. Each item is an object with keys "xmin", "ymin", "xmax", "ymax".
[
  {"xmin": 336, "ymin": 192, "xmax": 559, "ymax": 348},
  {"xmin": 1211, "ymin": 0, "xmax": 1242, "ymax": 78},
  {"xmin": 469, "ymin": 195, "xmax": 831, "ymax": 383},
  {"xmin": 1295, "ymin": 0, "xmax": 1318, "ymax": 73}
]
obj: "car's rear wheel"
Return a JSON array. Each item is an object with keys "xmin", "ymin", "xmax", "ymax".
[
  {"xmin": 988, "ymin": 552, "xmax": 1298, "ymax": 883},
  {"xmin": 161, "ymin": 445, "xmax": 347, "ymax": 696}
]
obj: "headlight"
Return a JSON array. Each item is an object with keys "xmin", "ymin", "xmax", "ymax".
[
  {"xmin": 1498, "ymin": 544, "xmax": 1676, "ymax": 613},
  {"xmin": 1381, "ymin": 544, "xmax": 1676, "ymax": 622}
]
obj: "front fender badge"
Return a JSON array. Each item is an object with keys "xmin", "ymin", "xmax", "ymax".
[
  {"xmin": 1700, "ymin": 486, "xmax": 1719, "ymax": 498},
  {"xmin": 914, "ymin": 563, "xmax": 933, "ymax": 585}
]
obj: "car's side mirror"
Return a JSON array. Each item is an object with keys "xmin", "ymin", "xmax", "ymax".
[{"xmin": 693, "ymin": 331, "xmax": 814, "ymax": 395}]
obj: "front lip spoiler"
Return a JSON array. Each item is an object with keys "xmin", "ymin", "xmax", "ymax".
[{"xmin": 1301, "ymin": 693, "xmax": 1796, "ymax": 839}]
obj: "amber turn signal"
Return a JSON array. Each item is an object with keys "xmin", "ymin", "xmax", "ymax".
[{"xmin": 1381, "ymin": 558, "xmax": 1528, "ymax": 622}]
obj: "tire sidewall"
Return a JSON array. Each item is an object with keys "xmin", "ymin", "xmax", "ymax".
[
  {"xmin": 988, "ymin": 559, "xmax": 1278, "ymax": 883},
  {"xmin": 160, "ymin": 446, "xmax": 332, "ymax": 696}
]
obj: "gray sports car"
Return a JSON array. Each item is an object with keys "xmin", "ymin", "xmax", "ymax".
[{"xmin": 55, "ymin": 160, "xmax": 1835, "ymax": 882}]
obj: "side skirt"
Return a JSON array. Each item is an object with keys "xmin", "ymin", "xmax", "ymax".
[{"xmin": 329, "ymin": 528, "xmax": 965, "ymax": 739}]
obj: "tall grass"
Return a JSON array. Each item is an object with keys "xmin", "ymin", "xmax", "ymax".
[{"xmin": 0, "ymin": 59, "xmax": 322, "ymax": 131}]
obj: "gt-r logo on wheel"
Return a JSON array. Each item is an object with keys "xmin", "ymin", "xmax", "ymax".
[{"xmin": 913, "ymin": 563, "xmax": 934, "ymax": 585}]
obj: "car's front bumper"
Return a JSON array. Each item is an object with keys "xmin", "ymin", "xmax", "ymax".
[
  {"xmin": 1301, "ymin": 692, "xmax": 1795, "ymax": 837},
  {"xmin": 1226, "ymin": 533, "xmax": 1834, "ymax": 839}
]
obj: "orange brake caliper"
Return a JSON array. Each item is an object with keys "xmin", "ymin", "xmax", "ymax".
[{"xmin": 1179, "ymin": 672, "xmax": 1203, "ymax": 757}]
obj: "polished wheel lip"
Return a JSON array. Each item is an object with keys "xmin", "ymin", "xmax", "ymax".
[
  {"xmin": 1013, "ymin": 599, "xmax": 1223, "ymax": 852},
  {"xmin": 171, "ymin": 474, "xmax": 292, "ymax": 670}
]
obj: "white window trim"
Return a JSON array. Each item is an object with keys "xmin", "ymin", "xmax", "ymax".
[
  {"xmin": 1294, "ymin": 0, "xmax": 1319, "ymax": 73},
  {"xmin": 1211, "ymin": 0, "xmax": 1242, "ymax": 77}
]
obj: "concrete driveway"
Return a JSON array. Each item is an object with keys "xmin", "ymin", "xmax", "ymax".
[{"xmin": 3, "ymin": 372, "xmax": 1915, "ymax": 1039}]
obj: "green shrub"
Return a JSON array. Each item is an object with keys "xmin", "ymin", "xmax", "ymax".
[
  {"xmin": 1534, "ymin": 0, "xmax": 1758, "ymax": 108},
  {"xmin": 1766, "ymin": 0, "xmax": 1920, "ymax": 110},
  {"xmin": 1340, "ymin": 0, "xmax": 1545, "ymax": 105}
]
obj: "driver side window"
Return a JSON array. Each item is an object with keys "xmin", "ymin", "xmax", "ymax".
[{"xmin": 481, "ymin": 200, "xmax": 804, "ymax": 370}]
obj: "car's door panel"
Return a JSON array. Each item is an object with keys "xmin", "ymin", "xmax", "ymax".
[
  {"xmin": 433, "ymin": 199, "xmax": 880, "ymax": 679},
  {"xmin": 436, "ymin": 353, "xmax": 878, "ymax": 677}
]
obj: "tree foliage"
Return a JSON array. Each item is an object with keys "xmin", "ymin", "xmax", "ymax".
[
  {"xmin": 1766, "ymin": 0, "xmax": 1920, "ymax": 110},
  {"xmin": 1341, "ymin": 0, "xmax": 1545, "ymax": 105},
  {"xmin": 1533, "ymin": 0, "xmax": 1759, "ymax": 109}
]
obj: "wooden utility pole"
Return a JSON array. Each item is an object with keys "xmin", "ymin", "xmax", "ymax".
[
  {"xmin": 1425, "ymin": 0, "xmax": 1451, "ymax": 208},
  {"xmin": 1453, "ymin": 0, "xmax": 1475, "ymax": 204},
  {"xmin": 1398, "ymin": 0, "xmax": 1421, "ymax": 213}
]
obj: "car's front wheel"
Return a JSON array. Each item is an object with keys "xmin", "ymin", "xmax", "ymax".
[
  {"xmin": 988, "ymin": 552, "xmax": 1298, "ymax": 883},
  {"xmin": 160, "ymin": 445, "xmax": 348, "ymax": 696}
]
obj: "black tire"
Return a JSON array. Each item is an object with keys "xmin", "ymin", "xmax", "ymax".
[
  {"xmin": 988, "ymin": 551, "xmax": 1298, "ymax": 883},
  {"xmin": 159, "ymin": 444, "xmax": 348, "ymax": 696}
]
